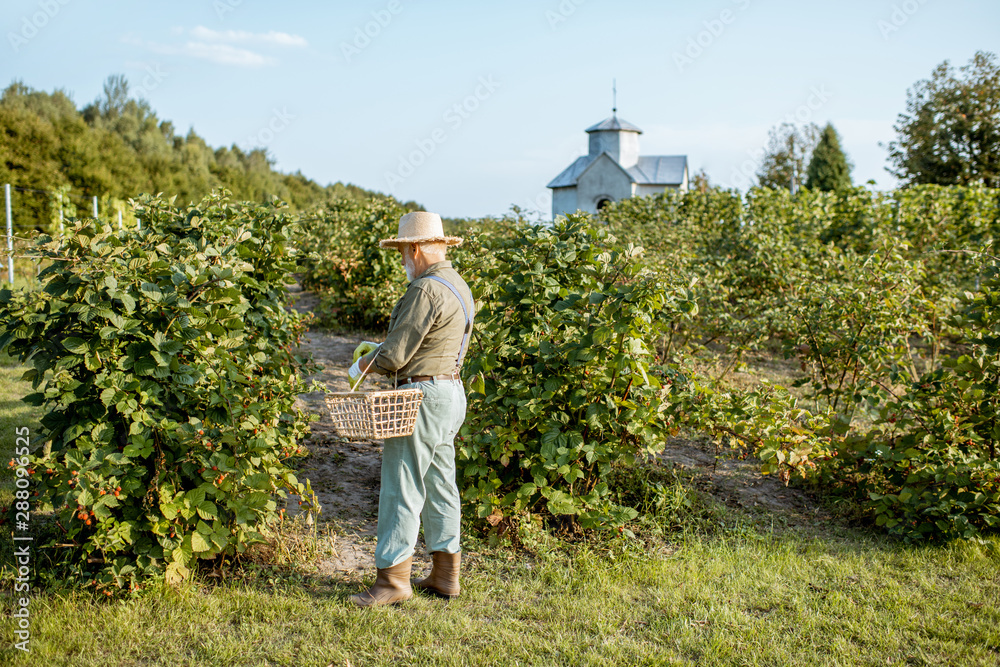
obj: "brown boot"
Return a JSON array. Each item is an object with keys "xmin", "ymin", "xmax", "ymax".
[
  {"xmin": 413, "ymin": 551, "xmax": 461, "ymax": 598},
  {"xmin": 350, "ymin": 557, "xmax": 413, "ymax": 607}
]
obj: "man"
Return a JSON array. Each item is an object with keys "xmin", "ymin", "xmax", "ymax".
[{"xmin": 347, "ymin": 211, "xmax": 474, "ymax": 607}]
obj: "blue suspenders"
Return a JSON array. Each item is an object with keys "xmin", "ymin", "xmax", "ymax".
[{"xmin": 421, "ymin": 275, "xmax": 474, "ymax": 372}]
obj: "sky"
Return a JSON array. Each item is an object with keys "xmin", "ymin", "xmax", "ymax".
[{"xmin": 3, "ymin": 0, "xmax": 999, "ymax": 219}]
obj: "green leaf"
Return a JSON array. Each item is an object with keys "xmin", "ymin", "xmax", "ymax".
[
  {"xmin": 63, "ymin": 337, "xmax": 89, "ymax": 354},
  {"xmin": 100, "ymin": 387, "xmax": 117, "ymax": 406},
  {"xmin": 91, "ymin": 422, "xmax": 114, "ymax": 444},
  {"xmin": 186, "ymin": 487, "xmax": 206, "ymax": 507},
  {"xmin": 190, "ymin": 531, "xmax": 211, "ymax": 553},
  {"xmin": 23, "ymin": 392, "xmax": 45, "ymax": 406},
  {"xmin": 546, "ymin": 490, "xmax": 578, "ymax": 516},
  {"xmin": 197, "ymin": 501, "xmax": 219, "ymax": 521},
  {"xmin": 140, "ymin": 282, "xmax": 163, "ymax": 302},
  {"xmin": 120, "ymin": 292, "xmax": 136, "ymax": 313},
  {"xmin": 165, "ymin": 560, "xmax": 190, "ymax": 584}
]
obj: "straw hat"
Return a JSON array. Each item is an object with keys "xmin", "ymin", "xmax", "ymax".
[{"xmin": 379, "ymin": 211, "xmax": 463, "ymax": 249}]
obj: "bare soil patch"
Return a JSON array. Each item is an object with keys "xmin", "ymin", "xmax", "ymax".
[
  {"xmin": 657, "ymin": 436, "xmax": 835, "ymax": 530},
  {"xmin": 285, "ymin": 280, "xmax": 435, "ymax": 578}
]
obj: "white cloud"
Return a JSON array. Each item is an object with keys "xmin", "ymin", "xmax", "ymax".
[
  {"xmin": 123, "ymin": 26, "xmax": 306, "ymax": 68},
  {"xmin": 180, "ymin": 42, "xmax": 275, "ymax": 67},
  {"xmin": 134, "ymin": 39, "xmax": 273, "ymax": 67},
  {"xmin": 189, "ymin": 26, "xmax": 308, "ymax": 48}
]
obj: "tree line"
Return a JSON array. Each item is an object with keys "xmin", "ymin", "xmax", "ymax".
[
  {"xmin": 3, "ymin": 50, "xmax": 997, "ymax": 233},
  {"xmin": 0, "ymin": 74, "xmax": 412, "ymax": 233},
  {"xmin": 753, "ymin": 51, "xmax": 999, "ymax": 193}
]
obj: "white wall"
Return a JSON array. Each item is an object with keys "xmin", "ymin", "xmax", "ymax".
[
  {"xmin": 587, "ymin": 130, "xmax": 640, "ymax": 168},
  {"xmin": 575, "ymin": 154, "xmax": 633, "ymax": 214},
  {"xmin": 634, "ymin": 184, "xmax": 666, "ymax": 198},
  {"xmin": 551, "ymin": 187, "xmax": 578, "ymax": 218}
]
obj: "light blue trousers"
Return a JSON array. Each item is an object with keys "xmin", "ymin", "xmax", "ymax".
[{"xmin": 375, "ymin": 378, "xmax": 466, "ymax": 569}]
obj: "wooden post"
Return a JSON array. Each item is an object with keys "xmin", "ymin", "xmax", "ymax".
[{"xmin": 92, "ymin": 196, "xmax": 98, "ymax": 219}]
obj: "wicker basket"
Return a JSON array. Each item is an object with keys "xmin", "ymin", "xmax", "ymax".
[{"xmin": 325, "ymin": 388, "xmax": 424, "ymax": 440}]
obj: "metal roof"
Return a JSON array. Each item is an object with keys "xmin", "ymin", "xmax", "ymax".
[
  {"xmin": 585, "ymin": 115, "xmax": 643, "ymax": 133},
  {"xmin": 547, "ymin": 153, "xmax": 687, "ymax": 188},
  {"xmin": 546, "ymin": 155, "xmax": 593, "ymax": 188},
  {"xmin": 627, "ymin": 156, "xmax": 688, "ymax": 185}
]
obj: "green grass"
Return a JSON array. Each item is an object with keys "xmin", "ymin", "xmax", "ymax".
[
  {"xmin": 1, "ymin": 352, "xmax": 998, "ymax": 666},
  {"xmin": 0, "ymin": 527, "xmax": 997, "ymax": 666},
  {"xmin": 3, "ymin": 259, "xmax": 43, "ymax": 293},
  {"xmin": 0, "ymin": 348, "xmax": 43, "ymax": 495}
]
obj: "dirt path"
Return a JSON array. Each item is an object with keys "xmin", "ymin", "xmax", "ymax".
[
  {"xmin": 284, "ymin": 279, "xmax": 831, "ymax": 577},
  {"xmin": 285, "ymin": 280, "xmax": 434, "ymax": 578},
  {"xmin": 657, "ymin": 437, "xmax": 833, "ymax": 530}
]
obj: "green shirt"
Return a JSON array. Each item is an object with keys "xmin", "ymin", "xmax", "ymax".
[{"xmin": 373, "ymin": 261, "xmax": 475, "ymax": 379}]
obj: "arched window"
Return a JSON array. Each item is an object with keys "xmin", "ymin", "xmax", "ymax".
[{"xmin": 596, "ymin": 197, "xmax": 613, "ymax": 211}]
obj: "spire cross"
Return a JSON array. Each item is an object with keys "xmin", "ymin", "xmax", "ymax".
[{"xmin": 612, "ymin": 78, "xmax": 617, "ymax": 115}]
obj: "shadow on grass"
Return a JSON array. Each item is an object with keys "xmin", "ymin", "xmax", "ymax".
[{"xmin": 0, "ymin": 398, "xmax": 35, "ymax": 427}]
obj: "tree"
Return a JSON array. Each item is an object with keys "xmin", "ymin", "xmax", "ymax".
[
  {"xmin": 756, "ymin": 122, "xmax": 820, "ymax": 191},
  {"xmin": 806, "ymin": 123, "xmax": 853, "ymax": 191},
  {"xmin": 99, "ymin": 74, "xmax": 130, "ymax": 118},
  {"xmin": 0, "ymin": 104, "xmax": 64, "ymax": 233},
  {"xmin": 885, "ymin": 51, "xmax": 1000, "ymax": 188},
  {"xmin": 689, "ymin": 168, "xmax": 713, "ymax": 194}
]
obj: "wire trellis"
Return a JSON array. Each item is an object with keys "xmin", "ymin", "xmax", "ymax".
[{"xmin": 3, "ymin": 183, "xmax": 142, "ymax": 285}]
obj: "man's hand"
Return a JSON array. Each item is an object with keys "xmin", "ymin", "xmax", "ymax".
[
  {"xmin": 348, "ymin": 358, "xmax": 366, "ymax": 388},
  {"xmin": 353, "ymin": 341, "xmax": 379, "ymax": 363}
]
